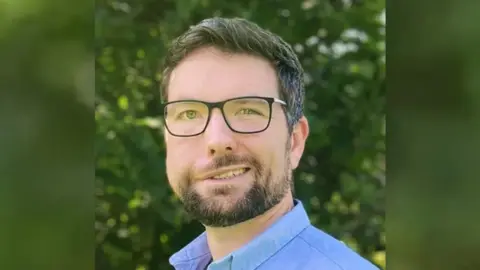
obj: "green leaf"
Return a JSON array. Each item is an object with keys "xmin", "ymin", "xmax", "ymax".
[{"xmin": 118, "ymin": 95, "xmax": 129, "ymax": 110}]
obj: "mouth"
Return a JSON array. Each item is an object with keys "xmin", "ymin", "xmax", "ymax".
[
  {"xmin": 210, "ymin": 167, "xmax": 250, "ymax": 180},
  {"xmin": 201, "ymin": 167, "xmax": 251, "ymax": 181}
]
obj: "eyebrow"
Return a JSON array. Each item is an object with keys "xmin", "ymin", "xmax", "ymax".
[{"xmin": 167, "ymin": 96, "xmax": 201, "ymax": 102}]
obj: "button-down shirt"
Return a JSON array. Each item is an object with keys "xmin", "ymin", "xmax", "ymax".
[{"xmin": 169, "ymin": 199, "xmax": 380, "ymax": 270}]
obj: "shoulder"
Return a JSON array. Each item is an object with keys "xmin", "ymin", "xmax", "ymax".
[{"xmin": 293, "ymin": 225, "xmax": 380, "ymax": 270}]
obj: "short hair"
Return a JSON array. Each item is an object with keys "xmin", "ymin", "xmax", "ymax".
[{"xmin": 160, "ymin": 17, "xmax": 305, "ymax": 129}]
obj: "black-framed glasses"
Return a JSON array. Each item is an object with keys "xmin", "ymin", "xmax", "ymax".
[{"xmin": 161, "ymin": 96, "xmax": 287, "ymax": 137}]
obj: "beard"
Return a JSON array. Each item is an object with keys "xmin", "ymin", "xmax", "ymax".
[{"xmin": 177, "ymin": 152, "xmax": 292, "ymax": 227}]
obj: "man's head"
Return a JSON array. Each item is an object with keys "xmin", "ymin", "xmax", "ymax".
[{"xmin": 161, "ymin": 17, "xmax": 309, "ymax": 227}]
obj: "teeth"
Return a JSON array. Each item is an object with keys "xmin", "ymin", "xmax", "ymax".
[{"xmin": 212, "ymin": 168, "xmax": 247, "ymax": 179}]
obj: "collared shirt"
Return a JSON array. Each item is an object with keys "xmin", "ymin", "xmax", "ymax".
[{"xmin": 169, "ymin": 199, "xmax": 380, "ymax": 270}]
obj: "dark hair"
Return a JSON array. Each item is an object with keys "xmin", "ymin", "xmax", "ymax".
[{"xmin": 160, "ymin": 17, "xmax": 305, "ymax": 129}]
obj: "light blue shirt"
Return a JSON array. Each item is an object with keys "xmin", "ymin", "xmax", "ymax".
[{"xmin": 169, "ymin": 199, "xmax": 380, "ymax": 270}]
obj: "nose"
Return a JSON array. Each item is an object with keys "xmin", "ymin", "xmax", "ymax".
[{"xmin": 204, "ymin": 109, "xmax": 236, "ymax": 157}]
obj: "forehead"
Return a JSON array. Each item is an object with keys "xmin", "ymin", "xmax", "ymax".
[{"xmin": 167, "ymin": 47, "xmax": 279, "ymax": 102}]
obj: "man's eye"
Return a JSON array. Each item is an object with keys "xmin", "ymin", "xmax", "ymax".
[
  {"xmin": 237, "ymin": 108, "xmax": 262, "ymax": 115},
  {"xmin": 178, "ymin": 110, "xmax": 198, "ymax": 120}
]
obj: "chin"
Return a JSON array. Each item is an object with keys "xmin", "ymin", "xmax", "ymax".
[{"xmin": 206, "ymin": 192, "xmax": 243, "ymax": 206}]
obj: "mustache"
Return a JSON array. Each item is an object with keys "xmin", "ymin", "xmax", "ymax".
[{"xmin": 203, "ymin": 154, "xmax": 257, "ymax": 171}]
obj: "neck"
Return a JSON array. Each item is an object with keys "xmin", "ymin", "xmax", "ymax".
[{"xmin": 205, "ymin": 193, "xmax": 294, "ymax": 261}]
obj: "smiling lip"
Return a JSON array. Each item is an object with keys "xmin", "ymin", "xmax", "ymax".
[{"xmin": 196, "ymin": 166, "xmax": 251, "ymax": 180}]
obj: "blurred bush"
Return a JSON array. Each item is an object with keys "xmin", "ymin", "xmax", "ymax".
[
  {"xmin": 1, "ymin": 0, "xmax": 93, "ymax": 269},
  {"xmin": 95, "ymin": 0, "xmax": 385, "ymax": 269}
]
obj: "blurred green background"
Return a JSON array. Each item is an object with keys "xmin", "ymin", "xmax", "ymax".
[{"xmin": 95, "ymin": 0, "xmax": 385, "ymax": 269}]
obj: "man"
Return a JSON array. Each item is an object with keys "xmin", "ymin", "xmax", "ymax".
[{"xmin": 161, "ymin": 17, "xmax": 379, "ymax": 270}]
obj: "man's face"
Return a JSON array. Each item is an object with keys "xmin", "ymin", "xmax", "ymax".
[{"xmin": 164, "ymin": 47, "xmax": 306, "ymax": 227}]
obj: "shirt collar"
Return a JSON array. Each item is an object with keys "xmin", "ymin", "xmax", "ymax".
[{"xmin": 169, "ymin": 199, "xmax": 311, "ymax": 270}]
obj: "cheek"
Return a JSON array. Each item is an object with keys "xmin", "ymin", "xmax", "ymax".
[
  {"xmin": 247, "ymin": 136, "xmax": 286, "ymax": 170},
  {"xmin": 165, "ymin": 140, "xmax": 197, "ymax": 182}
]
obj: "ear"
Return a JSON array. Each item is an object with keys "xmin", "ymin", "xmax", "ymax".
[{"xmin": 289, "ymin": 116, "xmax": 309, "ymax": 170}]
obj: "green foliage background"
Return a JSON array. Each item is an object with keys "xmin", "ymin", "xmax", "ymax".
[{"xmin": 95, "ymin": 0, "xmax": 385, "ymax": 269}]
